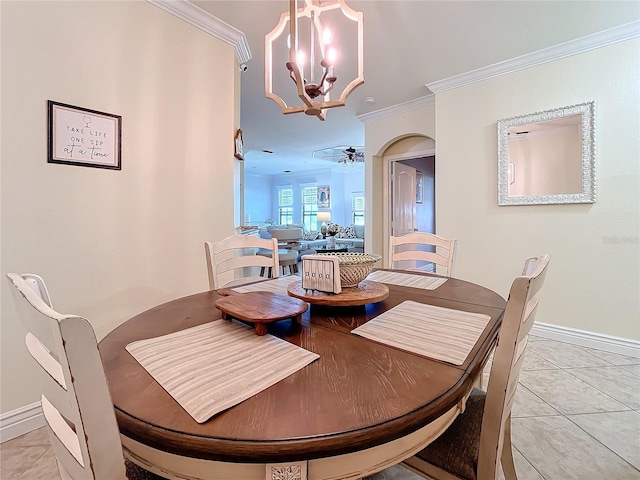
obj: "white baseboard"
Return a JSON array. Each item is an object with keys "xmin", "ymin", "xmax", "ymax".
[
  {"xmin": 532, "ymin": 322, "xmax": 640, "ymax": 358},
  {"xmin": 0, "ymin": 402, "xmax": 44, "ymax": 443},
  {"xmin": 2, "ymin": 324, "xmax": 638, "ymax": 444}
]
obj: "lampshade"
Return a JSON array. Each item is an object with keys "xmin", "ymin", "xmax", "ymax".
[
  {"xmin": 265, "ymin": 0, "xmax": 364, "ymax": 121},
  {"xmin": 317, "ymin": 211, "xmax": 331, "ymax": 235},
  {"xmin": 317, "ymin": 212, "xmax": 331, "ymax": 223}
]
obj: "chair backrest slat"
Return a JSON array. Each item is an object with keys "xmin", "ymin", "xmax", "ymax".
[
  {"xmin": 25, "ymin": 332, "xmax": 66, "ymax": 389},
  {"xmin": 477, "ymin": 255, "xmax": 550, "ymax": 480},
  {"xmin": 214, "ymin": 252, "xmax": 278, "ymax": 273},
  {"xmin": 389, "ymin": 232, "xmax": 457, "ymax": 276},
  {"xmin": 205, "ymin": 235, "xmax": 280, "ymax": 289},
  {"xmin": 6, "ymin": 273, "xmax": 127, "ymax": 480},
  {"xmin": 33, "ymin": 367, "xmax": 73, "ymax": 421},
  {"xmin": 41, "ymin": 395, "xmax": 85, "ymax": 468}
]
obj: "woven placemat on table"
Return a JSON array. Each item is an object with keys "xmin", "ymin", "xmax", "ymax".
[
  {"xmin": 126, "ymin": 320, "xmax": 319, "ymax": 423},
  {"xmin": 352, "ymin": 301, "xmax": 490, "ymax": 365}
]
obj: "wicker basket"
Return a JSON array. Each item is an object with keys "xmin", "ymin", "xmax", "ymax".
[{"xmin": 317, "ymin": 252, "xmax": 382, "ymax": 288}]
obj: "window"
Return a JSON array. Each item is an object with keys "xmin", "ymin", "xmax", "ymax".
[
  {"xmin": 352, "ymin": 193, "xmax": 364, "ymax": 225},
  {"xmin": 278, "ymin": 186, "xmax": 293, "ymax": 225},
  {"xmin": 301, "ymin": 186, "xmax": 318, "ymax": 231}
]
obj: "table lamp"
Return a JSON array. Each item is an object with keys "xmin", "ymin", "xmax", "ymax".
[{"xmin": 317, "ymin": 212, "xmax": 331, "ymax": 238}]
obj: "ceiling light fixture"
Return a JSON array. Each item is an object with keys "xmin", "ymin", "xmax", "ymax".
[
  {"xmin": 265, "ymin": 0, "xmax": 364, "ymax": 121},
  {"xmin": 336, "ymin": 146, "xmax": 364, "ymax": 168},
  {"xmin": 313, "ymin": 145, "xmax": 364, "ymax": 168}
]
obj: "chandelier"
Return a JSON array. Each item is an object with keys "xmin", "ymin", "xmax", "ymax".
[{"xmin": 265, "ymin": 0, "xmax": 364, "ymax": 121}]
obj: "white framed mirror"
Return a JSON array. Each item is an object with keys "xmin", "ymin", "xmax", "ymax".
[{"xmin": 497, "ymin": 101, "xmax": 595, "ymax": 206}]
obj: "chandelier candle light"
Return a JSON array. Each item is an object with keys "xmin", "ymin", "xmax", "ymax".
[{"xmin": 265, "ymin": 0, "xmax": 364, "ymax": 121}]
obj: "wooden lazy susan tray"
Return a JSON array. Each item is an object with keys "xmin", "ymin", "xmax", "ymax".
[{"xmin": 287, "ymin": 280, "xmax": 389, "ymax": 306}]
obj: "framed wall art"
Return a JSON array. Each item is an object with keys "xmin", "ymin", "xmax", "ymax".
[
  {"xmin": 317, "ymin": 186, "xmax": 330, "ymax": 208},
  {"xmin": 48, "ymin": 100, "xmax": 121, "ymax": 170},
  {"xmin": 234, "ymin": 129, "xmax": 244, "ymax": 160}
]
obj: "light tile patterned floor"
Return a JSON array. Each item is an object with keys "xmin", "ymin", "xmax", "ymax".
[{"xmin": 1, "ymin": 336, "xmax": 639, "ymax": 479}]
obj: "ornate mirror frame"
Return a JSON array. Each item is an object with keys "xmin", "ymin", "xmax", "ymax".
[{"xmin": 497, "ymin": 101, "xmax": 595, "ymax": 206}]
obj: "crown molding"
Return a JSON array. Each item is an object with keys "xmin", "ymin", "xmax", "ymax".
[
  {"xmin": 427, "ymin": 20, "xmax": 640, "ymax": 94},
  {"xmin": 357, "ymin": 94, "xmax": 434, "ymax": 123},
  {"xmin": 146, "ymin": 0, "xmax": 252, "ymax": 64}
]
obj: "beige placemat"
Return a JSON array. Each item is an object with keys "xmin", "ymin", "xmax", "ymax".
[
  {"xmin": 351, "ymin": 301, "xmax": 490, "ymax": 365},
  {"xmin": 126, "ymin": 320, "xmax": 319, "ymax": 423},
  {"xmin": 231, "ymin": 275, "xmax": 300, "ymax": 295},
  {"xmin": 367, "ymin": 270, "xmax": 447, "ymax": 290}
]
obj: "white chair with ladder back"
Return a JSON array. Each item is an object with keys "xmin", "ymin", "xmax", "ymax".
[
  {"xmin": 6, "ymin": 272, "xmax": 165, "ymax": 480},
  {"xmin": 204, "ymin": 235, "xmax": 279, "ymax": 289},
  {"xmin": 389, "ymin": 232, "xmax": 458, "ymax": 276},
  {"xmin": 402, "ymin": 255, "xmax": 551, "ymax": 480}
]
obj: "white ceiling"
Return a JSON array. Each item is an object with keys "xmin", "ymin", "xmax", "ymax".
[{"xmin": 192, "ymin": 1, "xmax": 639, "ymax": 175}]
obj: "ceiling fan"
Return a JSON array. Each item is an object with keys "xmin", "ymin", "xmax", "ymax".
[{"xmin": 313, "ymin": 146, "xmax": 365, "ymax": 166}]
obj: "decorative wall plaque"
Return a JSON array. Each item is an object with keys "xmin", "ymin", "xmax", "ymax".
[{"xmin": 48, "ymin": 100, "xmax": 121, "ymax": 170}]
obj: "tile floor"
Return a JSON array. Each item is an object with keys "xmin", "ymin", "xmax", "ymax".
[{"xmin": 1, "ymin": 335, "xmax": 639, "ymax": 479}]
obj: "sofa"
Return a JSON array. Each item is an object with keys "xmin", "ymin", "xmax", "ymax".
[
  {"xmin": 302, "ymin": 224, "xmax": 365, "ymax": 253},
  {"xmin": 259, "ymin": 223, "xmax": 365, "ymax": 253}
]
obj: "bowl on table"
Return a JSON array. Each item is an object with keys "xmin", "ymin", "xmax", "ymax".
[{"xmin": 317, "ymin": 252, "xmax": 382, "ymax": 288}]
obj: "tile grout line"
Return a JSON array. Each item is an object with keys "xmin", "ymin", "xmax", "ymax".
[
  {"xmin": 513, "ymin": 444, "xmax": 549, "ymax": 480},
  {"xmin": 563, "ymin": 413, "xmax": 640, "ymax": 474},
  {"xmin": 561, "ymin": 365, "xmax": 638, "ymax": 412},
  {"xmin": 512, "ymin": 383, "xmax": 562, "ymax": 418}
]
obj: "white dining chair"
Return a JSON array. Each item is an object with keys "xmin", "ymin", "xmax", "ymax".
[
  {"xmin": 270, "ymin": 227, "xmax": 306, "ymax": 275},
  {"xmin": 204, "ymin": 235, "xmax": 279, "ymax": 289},
  {"xmin": 402, "ymin": 255, "xmax": 551, "ymax": 480},
  {"xmin": 5, "ymin": 272, "xmax": 165, "ymax": 480},
  {"xmin": 389, "ymin": 232, "xmax": 458, "ymax": 276}
]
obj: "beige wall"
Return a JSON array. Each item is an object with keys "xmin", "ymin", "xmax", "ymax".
[
  {"xmin": 365, "ymin": 39, "xmax": 640, "ymax": 340},
  {"xmin": 1, "ymin": 1, "xmax": 238, "ymax": 413},
  {"xmin": 436, "ymin": 39, "xmax": 639, "ymax": 340},
  {"xmin": 364, "ymin": 104, "xmax": 436, "ymax": 257},
  {"xmin": 366, "ymin": 39, "xmax": 639, "ymax": 340}
]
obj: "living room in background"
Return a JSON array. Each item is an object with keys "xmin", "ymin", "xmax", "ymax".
[{"xmin": 243, "ymin": 164, "xmax": 364, "ymax": 231}]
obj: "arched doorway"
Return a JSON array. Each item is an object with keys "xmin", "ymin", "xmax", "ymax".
[{"xmin": 374, "ymin": 135, "xmax": 435, "ymax": 267}]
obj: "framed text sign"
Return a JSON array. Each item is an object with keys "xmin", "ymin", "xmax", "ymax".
[{"xmin": 48, "ymin": 101, "xmax": 122, "ymax": 170}]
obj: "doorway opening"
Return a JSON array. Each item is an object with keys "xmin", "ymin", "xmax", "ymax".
[
  {"xmin": 388, "ymin": 155, "xmax": 436, "ymax": 271},
  {"xmin": 390, "ymin": 156, "xmax": 435, "ymax": 237}
]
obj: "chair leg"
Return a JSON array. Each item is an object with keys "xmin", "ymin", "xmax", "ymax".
[
  {"xmin": 473, "ymin": 373, "xmax": 483, "ymax": 390},
  {"xmin": 501, "ymin": 414, "xmax": 517, "ymax": 480}
]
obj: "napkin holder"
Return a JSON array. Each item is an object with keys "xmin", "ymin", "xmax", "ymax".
[{"xmin": 301, "ymin": 255, "xmax": 342, "ymax": 294}]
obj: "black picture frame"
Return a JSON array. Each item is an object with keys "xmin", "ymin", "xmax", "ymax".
[{"xmin": 48, "ymin": 100, "xmax": 122, "ymax": 170}]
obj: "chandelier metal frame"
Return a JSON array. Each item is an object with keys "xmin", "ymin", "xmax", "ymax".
[{"xmin": 265, "ymin": 0, "xmax": 364, "ymax": 121}]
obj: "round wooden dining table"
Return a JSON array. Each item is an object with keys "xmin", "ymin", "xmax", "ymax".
[{"xmin": 99, "ymin": 270, "xmax": 506, "ymax": 480}]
